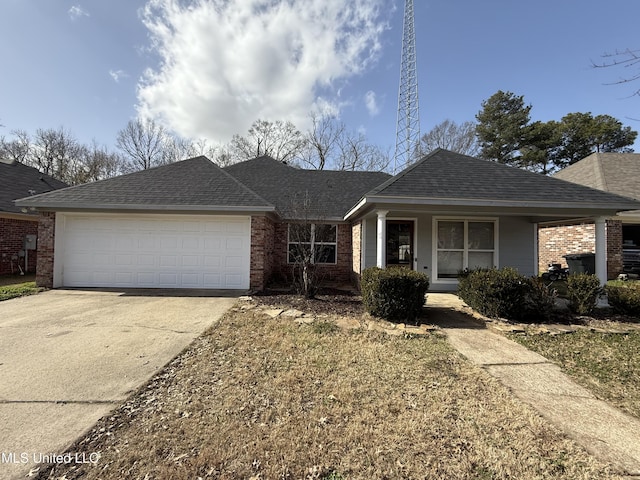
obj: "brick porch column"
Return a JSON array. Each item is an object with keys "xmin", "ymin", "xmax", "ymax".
[{"xmin": 594, "ymin": 217, "xmax": 607, "ymax": 285}]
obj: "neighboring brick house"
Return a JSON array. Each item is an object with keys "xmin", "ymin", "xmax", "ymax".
[
  {"xmin": 16, "ymin": 149, "xmax": 640, "ymax": 291},
  {"xmin": 539, "ymin": 153, "xmax": 640, "ymax": 279},
  {"xmin": 0, "ymin": 159, "xmax": 67, "ymax": 275}
]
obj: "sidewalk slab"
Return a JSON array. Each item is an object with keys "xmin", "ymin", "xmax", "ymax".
[{"xmin": 429, "ymin": 293, "xmax": 640, "ymax": 476}]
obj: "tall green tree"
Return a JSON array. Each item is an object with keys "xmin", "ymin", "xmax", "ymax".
[
  {"xmin": 475, "ymin": 90, "xmax": 531, "ymax": 166},
  {"xmin": 520, "ymin": 120, "xmax": 562, "ymax": 174},
  {"xmin": 556, "ymin": 112, "xmax": 637, "ymax": 167}
]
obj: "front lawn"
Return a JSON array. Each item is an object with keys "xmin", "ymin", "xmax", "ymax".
[
  {"xmin": 38, "ymin": 302, "xmax": 621, "ymax": 479},
  {"xmin": 510, "ymin": 331, "xmax": 640, "ymax": 419},
  {"xmin": 0, "ymin": 279, "xmax": 42, "ymax": 301}
]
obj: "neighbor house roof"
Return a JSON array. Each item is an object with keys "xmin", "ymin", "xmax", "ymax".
[
  {"xmin": 16, "ymin": 156, "xmax": 274, "ymax": 212},
  {"xmin": 0, "ymin": 159, "xmax": 68, "ymax": 215},
  {"xmin": 553, "ymin": 152, "xmax": 640, "ymax": 200},
  {"xmin": 224, "ymin": 156, "xmax": 391, "ymax": 220},
  {"xmin": 347, "ymin": 149, "xmax": 640, "ymax": 218}
]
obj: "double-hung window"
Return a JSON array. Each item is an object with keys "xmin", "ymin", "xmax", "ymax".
[
  {"xmin": 435, "ymin": 219, "xmax": 497, "ymax": 280},
  {"xmin": 288, "ymin": 224, "xmax": 337, "ymax": 264}
]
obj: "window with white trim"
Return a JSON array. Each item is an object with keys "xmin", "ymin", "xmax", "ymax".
[
  {"xmin": 435, "ymin": 219, "xmax": 497, "ymax": 279},
  {"xmin": 288, "ymin": 223, "xmax": 337, "ymax": 264}
]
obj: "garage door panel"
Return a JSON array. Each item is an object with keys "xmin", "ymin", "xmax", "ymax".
[{"xmin": 60, "ymin": 214, "xmax": 250, "ymax": 289}]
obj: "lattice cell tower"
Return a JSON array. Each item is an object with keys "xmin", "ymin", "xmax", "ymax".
[{"xmin": 393, "ymin": 0, "xmax": 420, "ymax": 174}]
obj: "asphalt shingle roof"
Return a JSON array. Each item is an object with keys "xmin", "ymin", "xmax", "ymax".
[
  {"xmin": 16, "ymin": 156, "xmax": 273, "ymax": 210},
  {"xmin": 224, "ymin": 156, "xmax": 391, "ymax": 219},
  {"xmin": 0, "ymin": 160, "xmax": 68, "ymax": 214},
  {"xmin": 367, "ymin": 149, "xmax": 640, "ymax": 208},
  {"xmin": 553, "ymin": 152, "xmax": 640, "ymax": 200}
]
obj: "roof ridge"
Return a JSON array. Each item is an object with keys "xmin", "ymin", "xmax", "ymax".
[
  {"xmin": 215, "ymin": 162, "xmax": 275, "ymax": 207},
  {"xmin": 592, "ymin": 153, "xmax": 609, "ymax": 191}
]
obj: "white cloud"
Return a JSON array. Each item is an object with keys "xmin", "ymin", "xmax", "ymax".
[
  {"xmin": 109, "ymin": 69, "xmax": 129, "ymax": 83},
  {"xmin": 364, "ymin": 90, "xmax": 380, "ymax": 116},
  {"xmin": 68, "ymin": 5, "xmax": 89, "ymax": 20},
  {"xmin": 137, "ymin": 0, "xmax": 388, "ymax": 143}
]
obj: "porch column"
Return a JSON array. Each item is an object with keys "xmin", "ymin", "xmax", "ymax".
[
  {"xmin": 594, "ymin": 217, "xmax": 607, "ymax": 285},
  {"xmin": 376, "ymin": 210, "xmax": 388, "ymax": 268}
]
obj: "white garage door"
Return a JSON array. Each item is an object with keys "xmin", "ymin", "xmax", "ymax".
[{"xmin": 57, "ymin": 214, "xmax": 251, "ymax": 289}]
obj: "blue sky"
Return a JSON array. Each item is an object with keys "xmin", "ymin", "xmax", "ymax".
[{"xmin": 1, "ymin": 0, "xmax": 639, "ymax": 157}]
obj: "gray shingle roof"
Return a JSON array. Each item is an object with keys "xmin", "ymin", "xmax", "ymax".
[
  {"xmin": 16, "ymin": 156, "xmax": 274, "ymax": 211},
  {"xmin": 553, "ymin": 152, "xmax": 640, "ymax": 200},
  {"xmin": 0, "ymin": 160, "xmax": 68, "ymax": 214},
  {"xmin": 366, "ymin": 149, "xmax": 640, "ymax": 208},
  {"xmin": 224, "ymin": 156, "xmax": 391, "ymax": 220}
]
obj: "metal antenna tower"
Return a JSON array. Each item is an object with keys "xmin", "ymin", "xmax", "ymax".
[{"xmin": 393, "ymin": 0, "xmax": 420, "ymax": 173}]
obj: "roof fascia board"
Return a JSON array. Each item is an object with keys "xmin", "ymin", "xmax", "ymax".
[
  {"xmin": 19, "ymin": 203, "xmax": 276, "ymax": 213},
  {"xmin": 355, "ymin": 195, "xmax": 640, "ymax": 211}
]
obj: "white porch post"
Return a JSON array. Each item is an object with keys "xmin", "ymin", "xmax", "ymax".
[
  {"xmin": 376, "ymin": 210, "xmax": 388, "ymax": 268},
  {"xmin": 594, "ymin": 217, "xmax": 607, "ymax": 285}
]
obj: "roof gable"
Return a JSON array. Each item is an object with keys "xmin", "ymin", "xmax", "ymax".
[
  {"xmin": 225, "ymin": 156, "xmax": 391, "ymax": 220},
  {"xmin": 366, "ymin": 149, "xmax": 640, "ymax": 207},
  {"xmin": 0, "ymin": 160, "xmax": 68, "ymax": 214},
  {"xmin": 16, "ymin": 156, "xmax": 274, "ymax": 211},
  {"xmin": 554, "ymin": 152, "xmax": 640, "ymax": 200}
]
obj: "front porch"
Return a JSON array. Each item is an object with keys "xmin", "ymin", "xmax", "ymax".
[{"xmin": 355, "ymin": 209, "xmax": 610, "ymax": 290}]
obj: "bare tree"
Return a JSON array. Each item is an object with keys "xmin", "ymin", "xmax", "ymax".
[
  {"xmin": 593, "ymin": 48, "xmax": 640, "ymax": 97},
  {"xmin": 286, "ymin": 191, "xmax": 334, "ymax": 298},
  {"xmin": 0, "ymin": 129, "xmax": 31, "ymax": 163},
  {"xmin": 72, "ymin": 141, "xmax": 126, "ymax": 184},
  {"xmin": 298, "ymin": 112, "xmax": 345, "ymax": 170},
  {"xmin": 336, "ymin": 130, "xmax": 390, "ymax": 171},
  {"xmin": 418, "ymin": 119, "xmax": 479, "ymax": 157},
  {"xmin": 29, "ymin": 127, "xmax": 83, "ymax": 182},
  {"xmin": 116, "ymin": 119, "xmax": 169, "ymax": 170},
  {"xmin": 229, "ymin": 119, "xmax": 305, "ymax": 164}
]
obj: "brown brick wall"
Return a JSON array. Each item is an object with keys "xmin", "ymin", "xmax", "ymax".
[
  {"xmin": 271, "ymin": 222, "xmax": 354, "ymax": 285},
  {"xmin": 36, "ymin": 212, "xmax": 56, "ymax": 288},
  {"xmin": 606, "ymin": 220, "xmax": 623, "ymax": 279},
  {"xmin": 538, "ymin": 220, "xmax": 623, "ymax": 280},
  {"xmin": 250, "ymin": 216, "xmax": 275, "ymax": 291},
  {"xmin": 351, "ymin": 221, "xmax": 362, "ymax": 286},
  {"xmin": 0, "ymin": 217, "xmax": 38, "ymax": 275}
]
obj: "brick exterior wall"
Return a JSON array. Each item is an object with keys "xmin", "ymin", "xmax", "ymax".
[
  {"xmin": 36, "ymin": 212, "xmax": 56, "ymax": 288},
  {"xmin": 250, "ymin": 216, "xmax": 275, "ymax": 291},
  {"xmin": 606, "ymin": 220, "xmax": 624, "ymax": 279},
  {"xmin": 270, "ymin": 222, "xmax": 354, "ymax": 285},
  {"xmin": 538, "ymin": 220, "xmax": 623, "ymax": 280},
  {"xmin": 351, "ymin": 221, "xmax": 362, "ymax": 286},
  {"xmin": 0, "ymin": 217, "xmax": 38, "ymax": 275}
]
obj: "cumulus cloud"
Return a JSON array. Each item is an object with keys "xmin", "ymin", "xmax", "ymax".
[
  {"xmin": 68, "ymin": 5, "xmax": 89, "ymax": 20},
  {"xmin": 109, "ymin": 69, "xmax": 129, "ymax": 83},
  {"xmin": 364, "ymin": 90, "xmax": 380, "ymax": 116},
  {"xmin": 137, "ymin": 0, "xmax": 388, "ymax": 142}
]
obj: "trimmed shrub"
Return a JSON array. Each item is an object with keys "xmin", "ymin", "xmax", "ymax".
[
  {"xmin": 458, "ymin": 267, "xmax": 527, "ymax": 320},
  {"xmin": 457, "ymin": 268, "xmax": 556, "ymax": 322},
  {"xmin": 605, "ymin": 281, "xmax": 640, "ymax": 318},
  {"xmin": 566, "ymin": 273, "xmax": 602, "ymax": 316},
  {"xmin": 361, "ymin": 267, "xmax": 429, "ymax": 322}
]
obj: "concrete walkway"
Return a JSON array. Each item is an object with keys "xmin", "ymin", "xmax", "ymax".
[{"xmin": 428, "ymin": 293, "xmax": 640, "ymax": 476}]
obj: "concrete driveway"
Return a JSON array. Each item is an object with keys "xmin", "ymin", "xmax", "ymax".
[{"xmin": 0, "ymin": 289, "xmax": 237, "ymax": 480}]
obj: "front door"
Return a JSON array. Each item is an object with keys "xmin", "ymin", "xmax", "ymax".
[{"xmin": 386, "ymin": 220, "xmax": 414, "ymax": 269}]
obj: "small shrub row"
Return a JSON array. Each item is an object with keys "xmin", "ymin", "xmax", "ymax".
[
  {"xmin": 457, "ymin": 268, "xmax": 556, "ymax": 322},
  {"xmin": 605, "ymin": 281, "xmax": 640, "ymax": 317},
  {"xmin": 361, "ymin": 267, "xmax": 429, "ymax": 322}
]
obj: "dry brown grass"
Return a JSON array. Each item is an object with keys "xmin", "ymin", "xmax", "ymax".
[{"xmin": 40, "ymin": 303, "xmax": 622, "ymax": 480}]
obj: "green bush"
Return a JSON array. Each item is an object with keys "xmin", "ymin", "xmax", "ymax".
[
  {"xmin": 457, "ymin": 268, "xmax": 556, "ymax": 322},
  {"xmin": 361, "ymin": 267, "xmax": 429, "ymax": 322},
  {"xmin": 566, "ymin": 273, "xmax": 602, "ymax": 315},
  {"xmin": 605, "ymin": 281, "xmax": 640, "ymax": 318}
]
